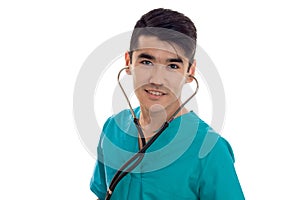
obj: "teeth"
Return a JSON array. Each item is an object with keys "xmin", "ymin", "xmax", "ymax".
[{"xmin": 148, "ymin": 90, "xmax": 163, "ymax": 96}]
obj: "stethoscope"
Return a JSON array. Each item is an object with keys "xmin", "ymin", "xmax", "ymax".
[{"xmin": 105, "ymin": 67, "xmax": 199, "ymax": 200}]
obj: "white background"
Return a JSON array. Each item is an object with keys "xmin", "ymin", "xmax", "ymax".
[{"xmin": 1, "ymin": 0, "xmax": 299, "ymax": 199}]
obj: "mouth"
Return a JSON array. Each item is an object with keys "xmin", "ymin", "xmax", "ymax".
[{"xmin": 144, "ymin": 89, "xmax": 166, "ymax": 97}]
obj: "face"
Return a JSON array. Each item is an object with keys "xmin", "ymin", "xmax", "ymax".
[{"xmin": 125, "ymin": 35, "xmax": 196, "ymax": 113}]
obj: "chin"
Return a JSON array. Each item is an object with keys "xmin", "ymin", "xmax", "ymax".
[{"xmin": 148, "ymin": 104, "xmax": 166, "ymax": 113}]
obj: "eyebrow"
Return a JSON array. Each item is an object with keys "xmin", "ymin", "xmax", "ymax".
[
  {"xmin": 166, "ymin": 58, "xmax": 183, "ymax": 63},
  {"xmin": 137, "ymin": 53, "xmax": 183, "ymax": 63},
  {"xmin": 137, "ymin": 53, "xmax": 155, "ymax": 60}
]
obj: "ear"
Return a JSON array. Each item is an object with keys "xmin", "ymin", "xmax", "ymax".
[
  {"xmin": 186, "ymin": 59, "xmax": 196, "ymax": 83},
  {"xmin": 125, "ymin": 51, "xmax": 131, "ymax": 75}
]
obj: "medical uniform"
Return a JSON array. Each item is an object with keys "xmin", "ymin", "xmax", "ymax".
[{"xmin": 90, "ymin": 108, "xmax": 245, "ymax": 199}]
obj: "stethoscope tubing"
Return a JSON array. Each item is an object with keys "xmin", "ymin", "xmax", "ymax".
[{"xmin": 105, "ymin": 67, "xmax": 199, "ymax": 200}]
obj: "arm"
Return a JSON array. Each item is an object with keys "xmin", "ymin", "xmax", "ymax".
[
  {"xmin": 198, "ymin": 137, "xmax": 245, "ymax": 199},
  {"xmin": 90, "ymin": 118, "xmax": 112, "ymax": 200},
  {"xmin": 90, "ymin": 160, "xmax": 107, "ymax": 200}
]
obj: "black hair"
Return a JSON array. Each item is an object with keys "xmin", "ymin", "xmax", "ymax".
[{"xmin": 129, "ymin": 8, "xmax": 197, "ymax": 70}]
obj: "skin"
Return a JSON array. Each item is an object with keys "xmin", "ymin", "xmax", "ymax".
[{"xmin": 125, "ymin": 35, "xmax": 196, "ymax": 142}]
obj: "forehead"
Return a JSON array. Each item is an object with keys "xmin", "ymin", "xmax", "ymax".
[{"xmin": 134, "ymin": 35, "xmax": 187, "ymax": 60}]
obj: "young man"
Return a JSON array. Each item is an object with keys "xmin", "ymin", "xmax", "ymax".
[{"xmin": 90, "ymin": 8, "xmax": 245, "ymax": 199}]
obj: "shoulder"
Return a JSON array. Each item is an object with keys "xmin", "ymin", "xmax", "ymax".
[
  {"xmin": 99, "ymin": 108, "xmax": 140, "ymax": 147},
  {"xmin": 198, "ymin": 130, "xmax": 234, "ymax": 162},
  {"xmin": 101, "ymin": 108, "xmax": 139, "ymax": 132},
  {"xmin": 186, "ymin": 112, "xmax": 235, "ymax": 162}
]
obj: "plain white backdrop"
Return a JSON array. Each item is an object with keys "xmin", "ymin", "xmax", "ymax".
[{"xmin": 1, "ymin": 0, "xmax": 299, "ymax": 199}]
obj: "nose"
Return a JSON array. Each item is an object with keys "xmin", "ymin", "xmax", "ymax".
[{"xmin": 149, "ymin": 65, "xmax": 164, "ymax": 86}]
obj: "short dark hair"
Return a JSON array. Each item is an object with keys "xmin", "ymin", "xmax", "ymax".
[{"xmin": 129, "ymin": 8, "xmax": 197, "ymax": 68}]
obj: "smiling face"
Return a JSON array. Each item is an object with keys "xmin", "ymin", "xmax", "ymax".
[{"xmin": 125, "ymin": 35, "xmax": 196, "ymax": 115}]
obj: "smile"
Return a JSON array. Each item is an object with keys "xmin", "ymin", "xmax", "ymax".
[{"xmin": 145, "ymin": 89, "xmax": 166, "ymax": 96}]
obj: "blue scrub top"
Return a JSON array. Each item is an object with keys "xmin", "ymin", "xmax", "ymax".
[{"xmin": 90, "ymin": 108, "xmax": 245, "ymax": 199}]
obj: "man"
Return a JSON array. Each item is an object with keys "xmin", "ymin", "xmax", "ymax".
[{"xmin": 90, "ymin": 8, "xmax": 245, "ymax": 199}]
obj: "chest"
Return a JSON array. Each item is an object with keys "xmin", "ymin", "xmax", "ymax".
[{"xmin": 104, "ymin": 145, "xmax": 201, "ymax": 200}]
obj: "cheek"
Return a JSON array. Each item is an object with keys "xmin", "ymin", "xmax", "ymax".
[
  {"xmin": 166, "ymin": 77, "xmax": 186, "ymax": 97},
  {"xmin": 167, "ymin": 72, "xmax": 186, "ymax": 86},
  {"xmin": 132, "ymin": 69, "xmax": 150, "ymax": 90}
]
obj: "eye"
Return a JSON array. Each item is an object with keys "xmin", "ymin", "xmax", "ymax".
[
  {"xmin": 168, "ymin": 64, "xmax": 179, "ymax": 69},
  {"xmin": 141, "ymin": 60, "xmax": 153, "ymax": 65}
]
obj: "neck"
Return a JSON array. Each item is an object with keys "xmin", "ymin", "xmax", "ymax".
[{"xmin": 139, "ymin": 104, "xmax": 188, "ymax": 139}]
